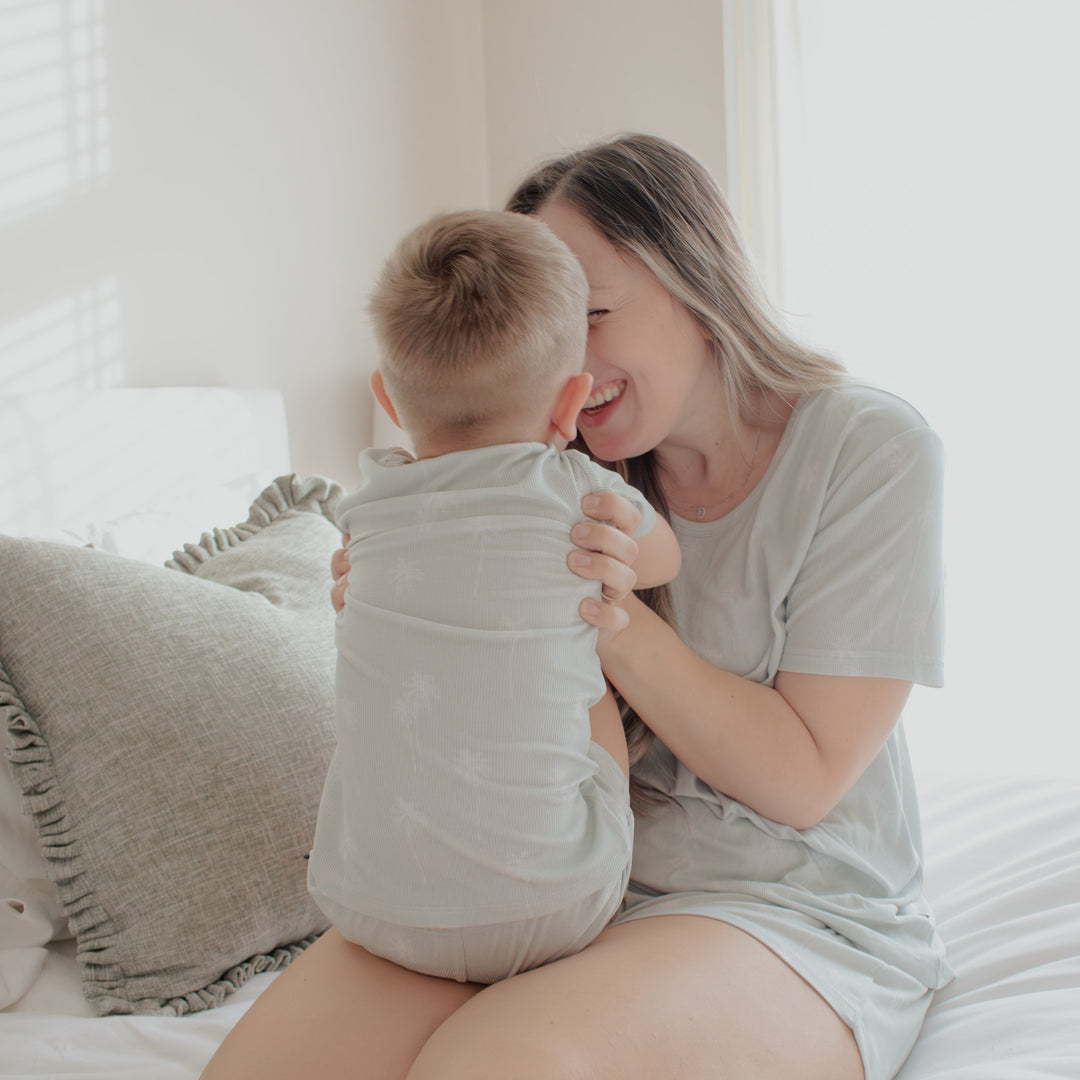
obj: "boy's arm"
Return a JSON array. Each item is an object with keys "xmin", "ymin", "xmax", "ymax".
[{"xmin": 631, "ymin": 513, "xmax": 680, "ymax": 589}]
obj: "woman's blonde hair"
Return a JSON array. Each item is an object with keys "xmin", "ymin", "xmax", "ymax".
[
  {"xmin": 507, "ymin": 133, "xmax": 847, "ymax": 803},
  {"xmin": 369, "ymin": 209, "xmax": 588, "ymax": 440}
]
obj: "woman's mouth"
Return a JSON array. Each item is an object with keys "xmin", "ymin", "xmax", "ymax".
[{"xmin": 581, "ymin": 380, "xmax": 626, "ymax": 419}]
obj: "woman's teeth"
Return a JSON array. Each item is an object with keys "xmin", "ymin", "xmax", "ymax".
[{"xmin": 583, "ymin": 381, "xmax": 625, "ymax": 412}]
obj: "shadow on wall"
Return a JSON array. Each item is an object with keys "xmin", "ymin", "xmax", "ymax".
[{"xmin": 1, "ymin": 0, "xmax": 123, "ymax": 392}]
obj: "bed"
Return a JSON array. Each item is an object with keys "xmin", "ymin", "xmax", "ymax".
[{"xmin": 2, "ymin": 388, "xmax": 1078, "ymax": 1079}]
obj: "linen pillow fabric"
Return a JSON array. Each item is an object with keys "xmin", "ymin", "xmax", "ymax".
[{"xmin": 0, "ymin": 476, "xmax": 342, "ymax": 1015}]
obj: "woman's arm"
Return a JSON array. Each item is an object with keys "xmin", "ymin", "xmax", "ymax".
[{"xmin": 596, "ymin": 595, "xmax": 911, "ymax": 830}]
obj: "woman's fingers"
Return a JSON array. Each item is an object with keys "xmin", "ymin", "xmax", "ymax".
[
  {"xmin": 331, "ymin": 535, "xmax": 350, "ymax": 613},
  {"xmin": 573, "ymin": 493, "xmax": 641, "ymax": 600},
  {"xmin": 331, "ymin": 575, "xmax": 348, "ymax": 614},
  {"xmin": 568, "ymin": 549, "xmax": 638, "ymax": 602},
  {"xmin": 580, "ymin": 595, "xmax": 630, "ymax": 633},
  {"xmin": 331, "ymin": 539, "xmax": 351, "ymax": 583},
  {"xmin": 570, "ymin": 520, "xmax": 639, "ymax": 570},
  {"xmin": 581, "ymin": 491, "xmax": 642, "ymax": 536}
]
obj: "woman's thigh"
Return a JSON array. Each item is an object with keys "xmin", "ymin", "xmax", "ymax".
[
  {"xmin": 199, "ymin": 928, "xmax": 482, "ymax": 1080},
  {"xmin": 407, "ymin": 915, "xmax": 865, "ymax": 1080}
]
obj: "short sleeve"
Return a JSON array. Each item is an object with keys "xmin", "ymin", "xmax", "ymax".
[
  {"xmin": 780, "ymin": 424, "xmax": 945, "ymax": 686},
  {"xmin": 566, "ymin": 452, "xmax": 657, "ymax": 539}
]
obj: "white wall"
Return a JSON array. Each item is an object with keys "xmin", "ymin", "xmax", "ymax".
[
  {"xmin": 481, "ymin": 0, "xmax": 727, "ymax": 211},
  {"xmin": 1, "ymin": 0, "xmax": 729, "ymax": 485},
  {"xmin": 1, "ymin": 0, "xmax": 488, "ymax": 485}
]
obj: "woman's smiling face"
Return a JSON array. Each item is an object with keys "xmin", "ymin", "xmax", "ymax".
[{"xmin": 535, "ymin": 200, "xmax": 718, "ymax": 464}]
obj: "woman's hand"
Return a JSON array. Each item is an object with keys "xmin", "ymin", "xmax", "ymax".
[
  {"xmin": 569, "ymin": 492, "xmax": 641, "ymax": 634},
  {"xmin": 330, "ymin": 534, "xmax": 350, "ymax": 613}
]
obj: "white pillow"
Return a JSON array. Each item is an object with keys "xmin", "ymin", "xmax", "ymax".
[
  {"xmin": 0, "ymin": 873, "xmax": 54, "ymax": 1009},
  {"xmin": 0, "ymin": 759, "xmax": 68, "ymax": 940}
]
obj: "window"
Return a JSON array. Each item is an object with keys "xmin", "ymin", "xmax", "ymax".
[{"xmin": 768, "ymin": 0, "xmax": 1080, "ymax": 778}]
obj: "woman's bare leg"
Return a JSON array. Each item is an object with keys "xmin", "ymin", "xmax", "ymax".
[
  {"xmin": 407, "ymin": 915, "xmax": 864, "ymax": 1080},
  {"xmin": 199, "ymin": 928, "xmax": 481, "ymax": 1080}
]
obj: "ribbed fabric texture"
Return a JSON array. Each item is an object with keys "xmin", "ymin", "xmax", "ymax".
[{"xmin": 308, "ymin": 444, "xmax": 651, "ymax": 928}]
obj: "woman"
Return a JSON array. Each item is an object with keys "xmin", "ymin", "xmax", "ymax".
[{"xmin": 202, "ymin": 134, "xmax": 949, "ymax": 1080}]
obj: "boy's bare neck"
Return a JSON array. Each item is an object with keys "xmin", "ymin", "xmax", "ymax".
[{"xmin": 411, "ymin": 420, "xmax": 552, "ymax": 461}]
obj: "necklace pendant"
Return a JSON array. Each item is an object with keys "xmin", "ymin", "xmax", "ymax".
[{"xmin": 697, "ymin": 506, "xmax": 707, "ymax": 520}]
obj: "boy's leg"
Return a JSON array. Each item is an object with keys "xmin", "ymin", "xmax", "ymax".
[{"xmin": 589, "ymin": 684, "xmax": 629, "ymax": 776}]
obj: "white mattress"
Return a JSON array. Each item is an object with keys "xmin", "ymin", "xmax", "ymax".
[
  {"xmin": 2, "ymin": 943, "xmax": 274, "ymax": 1078},
  {"xmin": 1, "ymin": 770, "xmax": 1077, "ymax": 1078}
]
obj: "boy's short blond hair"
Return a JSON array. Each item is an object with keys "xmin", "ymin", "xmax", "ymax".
[{"xmin": 369, "ymin": 209, "xmax": 588, "ymax": 438}]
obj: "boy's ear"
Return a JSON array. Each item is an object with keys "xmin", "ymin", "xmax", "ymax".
[
  {"xmin": 370, "ymin": 370, "xmax": 402, "ymax": 428},
  {"xmin": 551, "ymin": 372, "xmax": 593, "ymax": 442}
]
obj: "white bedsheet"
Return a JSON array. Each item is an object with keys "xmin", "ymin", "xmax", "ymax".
[
  {"xmin": 898, "ymin": 772, "xmax": 1080, "ymax": 1079},
  {"xmin": 2, "ymin": 941, "xmax": 275, "ymax": 1079},
  {"xmin": 2, "ymin": 770, "xmax": 1078, "ymax": 1079}
]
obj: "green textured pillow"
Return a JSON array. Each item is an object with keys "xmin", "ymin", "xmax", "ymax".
[{"xmin": 0, "ymin": 476, "xmax": 342, "ymax": 1015}]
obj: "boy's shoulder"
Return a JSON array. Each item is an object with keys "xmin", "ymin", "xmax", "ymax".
[
  {"xmin": 559, "ymin": 449, "xmax": 656, "ymax": 538},
  {"xmin": 560, "ymin": 447, "xmax": 626, "ymax": 490},
  {"xmin": 561, "ymin": 446, "xmax": 613, "ymax": 472}
]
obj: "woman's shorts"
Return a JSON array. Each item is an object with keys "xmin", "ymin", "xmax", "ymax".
[{"xmin": 611, "ymin": 886, "xmax": 938, "ymax": 1080}]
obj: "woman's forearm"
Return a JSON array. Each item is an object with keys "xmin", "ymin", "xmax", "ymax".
[{"xmin": 599, "ymin": 596, "xmax": 837, "ymax": 829}]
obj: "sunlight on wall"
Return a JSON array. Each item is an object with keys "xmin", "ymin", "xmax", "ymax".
[
  {"xmin": 777, "ymin": 0, "xmax": 1080, "ymax": 780},
  {"xmin": 0, "ymin": 0, "xmax": 109, "ymax": 225},
  {"xmin": 0, "ymin": 276, "xmax": 122, "ymax": 390},
  {"xmin": 0, "ymin": 0, "xmax": 119, "ymax": 392}
]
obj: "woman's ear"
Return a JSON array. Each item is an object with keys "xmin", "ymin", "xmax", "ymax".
[
  {"xmin": 370, "ymin": 369, "xmax": 402, "ymax": 428},
  {"xmin": 551, "ymin": 372, "xmax": 594, "ymax": 442}
]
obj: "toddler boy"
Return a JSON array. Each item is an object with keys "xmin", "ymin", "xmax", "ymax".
[{"xmin": 306, "ymin": 209, "xmax": 680, "ymax": 983}]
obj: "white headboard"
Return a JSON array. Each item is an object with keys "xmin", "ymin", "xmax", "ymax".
[{"xmin": 0, "ymin": 388, "xmax": 292, "ymax": 563}]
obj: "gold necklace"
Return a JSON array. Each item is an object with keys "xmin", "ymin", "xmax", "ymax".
[{"xmin": 667, "ymin": 426, "xmax": 762, "ymax": 520}]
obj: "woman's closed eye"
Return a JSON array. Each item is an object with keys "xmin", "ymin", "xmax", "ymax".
[{"xmin": 587, "ymin": 308, "xmax": 610, "ymax": 321}]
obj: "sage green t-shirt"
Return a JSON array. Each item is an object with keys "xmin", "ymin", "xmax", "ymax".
[
  {"xmin": 309, "ymin": 443, "xmax": 653, "ymax": 929},
  {"xmin": 627, "ymin": 383, "xmax": 950, "ymax": 991}
]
